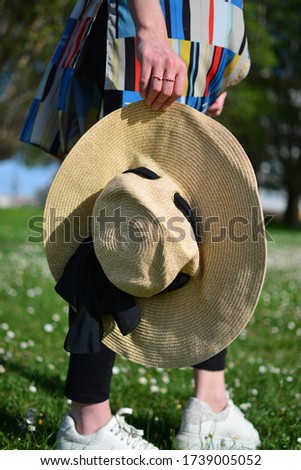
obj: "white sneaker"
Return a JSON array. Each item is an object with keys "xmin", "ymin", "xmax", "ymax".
[
  {"xmin": 175, "ymin": 396, "xmax": 260, "ymax": 450},
  {"xmin": 56, "ymin": 408, "xmax": 158, "ymax": 450}
]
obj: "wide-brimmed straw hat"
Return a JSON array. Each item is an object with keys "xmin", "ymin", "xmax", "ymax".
[{"xmin": 43, "ymin": 101, "xmax": 266, "ymax": 368}]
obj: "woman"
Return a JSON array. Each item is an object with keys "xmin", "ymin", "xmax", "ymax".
[{"xmin": 21, "ymin": 0, "xmax": 259, "ymax": 450}]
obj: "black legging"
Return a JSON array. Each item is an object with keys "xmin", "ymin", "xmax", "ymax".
[
  {"xmin": 65, "ymin": 310, "xmax": 227, "ymax": 403},
  {"xmin": 65, "ymin": 346, "xmax": 227, "ymax": 403}
]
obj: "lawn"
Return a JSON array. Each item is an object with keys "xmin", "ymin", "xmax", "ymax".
[{"xmin": 0, "ymin": 207, "xmax": 300, "ymax": 450}]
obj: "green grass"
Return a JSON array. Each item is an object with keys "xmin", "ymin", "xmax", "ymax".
[{"xmin": 0, "ymin": 207, "xmax": 301, "ymax": 450}]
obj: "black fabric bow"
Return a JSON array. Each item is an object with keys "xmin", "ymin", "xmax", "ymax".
[{"xmin": 55, "ymin": 238, "xmax": 141, "ymax": 354}]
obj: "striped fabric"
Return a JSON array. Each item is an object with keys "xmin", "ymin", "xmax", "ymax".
[{"xmin": 21, "ymin": 0, "xmax": 250, "ymax": 157}]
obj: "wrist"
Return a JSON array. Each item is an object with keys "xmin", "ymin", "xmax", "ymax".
[
  {"xmin": 128, "ymin": 0, "xmax": 168, "ymax": 42},
  {"xmin": 136, "ymin": 23, "xmax": 168, "ymax": 43}
]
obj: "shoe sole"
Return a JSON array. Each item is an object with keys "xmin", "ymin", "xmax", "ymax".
[{"xmin": 175, "ymin": 433, "xmax": 260, "ymax": 450}]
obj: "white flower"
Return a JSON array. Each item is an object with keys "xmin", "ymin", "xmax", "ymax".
[
  {"xmin": 288, "ymin": 322, "xmax": 296, "ymax": 330},
  {"xmin": 281, "ymin": 297, "xmax": 290, "ymax": 307},
  {"xmin": 7, "ymin": 288, "xmax": 17, "ymax": 297},
  {"xmin": 138, "ymin": 377, "xmax": 148, "ymax": 385},
  {"xmin": 27, "ymin": 289, "xmax": 35, "ymax": 298},
  {"xmin": 5, "ymin": 330, "xmax": 15, "ymax": 342},
  {"xmin": 162, "ymin": 374, "xmax": 170, "ymax": 384},
  {"xmin": 20, "ymin": 341, "xmax": 28, "ymax": 349},
  {"xmin": 138, "ymin": 367, "xmax": 146, "ymax": 375},
  {"xmin": 247, "ymin": 357, "xmax": 256, "ymax": 364},
  {"xmin": 240, "ymin": 402, "xmax": 252, "ymax": 411},
  {"xmin": 27, "ymin": 287, "xmax": 42, "ymax": 298},
  {"xmin": 286, "ymin": 376, "xmax": 294, "ymax": 382},
  {"xmin": 234, "ymin": 378, "xmax": 241, "ymax": 388},
  {"xmin": 251, "ymin": 388, "xmax": 258, "ymax": 396},
  {"xmin": 6, "ymin": 330, "xmax": 15, "ymax": 338},
  {"xmin": 150, "ymin": 385, "xmax": 159, "ymax": 393},
  {"xmin": 0, "ymin": 364, "xmax": 6, "ymax": 374},
  {"xmin": 27, "ymin": 306, "xmax": 35, "ymax": 314},
  {"xmin": 43, "ymin": 323, "xmax": 54, "ymax": 333},
  {"xmin": 296, "ymin": 329, "xmax": 301, "ymax": 337},
  {"xmin": 52, "ymin": 313, "xmax": 61, "ymax": 322},
  {"xmin": 112, "ymin": 366, "xmax": 120, "ymax": 375},
  {"xmin": 29, "ymin": 384, "xmax": 37, "ymax": 393},
  {"xmin": 35, "ymin": 355, "xmax": 43, "ymax": 362},
  {"xmin": 1, "ymin": 323, "xmax": 9, "ymax": 331},
  {"xmin": 239, "ymin": 330, "xmax": 247, "ymax": 340},
  {"xmin": 297, "ymin": 437, "xmax": 301, "ymax": 444},
  {"xmin": 259, "ymin": 365, "xmax": 267, "ymax": 374},
  {"xmin": 270, "ymin": 366, "xmax": 280, "ymax": 374}
]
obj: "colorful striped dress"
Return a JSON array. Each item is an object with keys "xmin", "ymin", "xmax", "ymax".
[{"xmin": 20, "ymin": 0, "xmax": 250, "ymax": 157}]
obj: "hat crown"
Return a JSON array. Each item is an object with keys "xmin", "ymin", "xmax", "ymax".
[{"xmin": 92, "ymin": 172, "xmax": 200, "ymax": 297}]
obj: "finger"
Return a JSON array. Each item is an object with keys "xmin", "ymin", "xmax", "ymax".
[
  {"xmin": 144, "ymin": 72, "xmax": 164, "ymax": 107},
  {"xmin": 158, "ymin": 70, "xmax": 186, "ymax": 111},
  {"xmin": 139, "ymin": 62, "xmax": 152, "ymax": 100},
  {"xmin": 206, "ymin": 104, "xmax": 222, "ymax": 117},
  {"xmin": 206, "ymin": 92, "xmax": 228, "ymax": 116},
  {"xmin": 150, "ymin": 78, "xmax": 176, "ymax": 110}
]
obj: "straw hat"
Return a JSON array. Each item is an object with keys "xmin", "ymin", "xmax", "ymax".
[{"xmin": 43, "ymin": 101, "xmax": 266, "ymax": 368}]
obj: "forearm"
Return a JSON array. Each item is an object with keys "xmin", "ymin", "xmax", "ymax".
[{"xmin": 127, "ymin": 0, "xmax": 168, "ymax": 42}]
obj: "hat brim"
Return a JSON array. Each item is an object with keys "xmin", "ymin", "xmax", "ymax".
[{"xmin": 44, "ymin": 102, "xmax": 266, "ymax": 367}]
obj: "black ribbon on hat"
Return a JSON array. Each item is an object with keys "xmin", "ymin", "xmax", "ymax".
[
  {"xmin": 55, "ymin": 238, "xmax": 141, "ymax": 354},
  {"xmin": 55, "ymin": 167, "xmax": 199, "ymax": 354}
]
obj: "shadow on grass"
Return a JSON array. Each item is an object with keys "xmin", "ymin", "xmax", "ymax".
[
  {"xmin": 129, "ymin": 414, "xmax": 179, "ymax": 450},
  {"xmin": 7, "ymin": 360, "xmax": 65, "ymax": 396}
]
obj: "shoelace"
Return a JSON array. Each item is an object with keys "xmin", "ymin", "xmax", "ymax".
[{"xmin": 111, "ymin": 408, "xmax": 155, "ymax": 450}]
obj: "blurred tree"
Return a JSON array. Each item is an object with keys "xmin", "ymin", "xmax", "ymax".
[
  {"xmin": 220, "ymin": 0, "xmax": 301, "ymax": 227},
  {"xmin": 0, "ymin": 0, "xmax": 73, "ymax": 162},
  {"xmin": 262, "ymin": 0, "xmax": 301, "ymax": 227},
  {"xmin": 220, "ymin": 1, "xmax": 278, "ymax": 171}
]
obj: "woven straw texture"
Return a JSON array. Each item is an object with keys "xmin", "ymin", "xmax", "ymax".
[
  {"xmin": 92, "ymin": 173, "xmax": 200, "ymax": 297},
  {"xmin": 44, "ymin": 101, "xmax": 267, "ymax": 367}
]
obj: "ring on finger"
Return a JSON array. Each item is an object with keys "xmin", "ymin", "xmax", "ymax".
[{"xmin": 151, "ymin": 75, "xmax": 175, "ymax": 83}]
